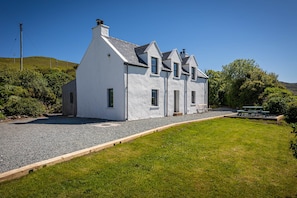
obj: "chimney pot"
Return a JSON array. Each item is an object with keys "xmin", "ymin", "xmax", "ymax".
[{"xmin": 96, "ymin": 19, "xmax": 104, "ymax": 25}]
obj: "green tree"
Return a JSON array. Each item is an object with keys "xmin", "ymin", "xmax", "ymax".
[
  {"xmin": 205, "ymin": 70, "xmax": 225, "ymax": 106},
  {"xmin": 16, "ymin": 70, "xmax": 56, "ymax": 105},
  {"xmin": 44, "ymin": 70, "xmax": 74, "ymax": 98},
  {"xmin": 221, "ymin": 59, "xmax": 278, "ymax": 108}
]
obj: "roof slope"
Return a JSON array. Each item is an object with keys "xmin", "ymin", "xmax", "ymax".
[{"xmin": 106, "ymin": 36, "xmax": 147, "ymax": 67}]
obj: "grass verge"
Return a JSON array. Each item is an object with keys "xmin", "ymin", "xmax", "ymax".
[{"xmin": 0, "ymin": 118, "xmax": 296, "ymax": 197}]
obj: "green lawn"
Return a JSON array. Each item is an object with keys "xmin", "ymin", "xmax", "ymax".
[{"xmin": 0, "ymin": 118, "xmax": 296, "ymax": 197}]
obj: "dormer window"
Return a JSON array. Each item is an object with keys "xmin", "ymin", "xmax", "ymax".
[
  {"xmin": 174, "ymin": 62, "xmax": 179, "ymax": 78},
  {"xmin": 151, "ymin": 57, "xmax": 158, "ymax": 74},
  {"xmin": 191, "ymin": 67, "xmax": 196, "ymax": 80}
]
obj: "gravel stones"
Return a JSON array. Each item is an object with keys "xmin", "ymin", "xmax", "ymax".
[{"xmin": 0, "ymin": 109, "xmax": 234, "ymax": 173}]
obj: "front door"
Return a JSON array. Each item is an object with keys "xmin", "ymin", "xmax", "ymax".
[{"xmin": 174, "ymin": 90, "xmax": 179, "ymax": 112}]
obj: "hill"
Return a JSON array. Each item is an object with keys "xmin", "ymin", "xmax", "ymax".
[
  {"xmin": 0, "ymin": 56, "xmax": 78, "ymax": 118},
  {"xmin": 0, "ymin": 56, "xmax": 78, "ymax": 76},
  {"xmin": 280, "ymin": 81, "xmax": 297, "ymax": 95}
]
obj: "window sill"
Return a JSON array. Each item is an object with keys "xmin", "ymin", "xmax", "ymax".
[
  {"xmin": 150, "ymin": 106, "xmax": 159, "ymax": 110},
  {"xmin": 173, "ymin": 76, "xmax": 180, "ymax": 80},
  {"xmin": 191, "ymin": 104, "xmax": 196, "ymax": 106},
  {"xmin": 150, "ymin": 73, "xmax": 160, "ymax": 77}
]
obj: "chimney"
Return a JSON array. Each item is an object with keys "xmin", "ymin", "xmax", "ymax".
[
  {"xmin": 180, "ymin": 48, "xmax": 189, "ymax": 58},
  {"xmin": 92, "ymin": 19, "xmax": 109, "ymax": 38}
]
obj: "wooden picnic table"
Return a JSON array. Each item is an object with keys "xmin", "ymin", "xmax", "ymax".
[{"xmin": 237, "ymin": 106, "xmax": 270, "ymax": 117}]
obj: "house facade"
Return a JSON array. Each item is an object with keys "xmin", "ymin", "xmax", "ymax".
[{"xmin": 72, "ymin": 19, "xmax": 208, "ymax": 121}]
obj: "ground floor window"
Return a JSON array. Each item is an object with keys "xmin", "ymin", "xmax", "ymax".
[
  {"xmin": 70, "ymin": 92, "xmax": 74, "ymax": 104},
  {"xmin": 108, "ymin": 88, "xmax": 114, "ymax": 107},
  {"xmin": 151, "ymin": 89, "xmax": 158, "ymax": 106},
  {"xmin": 191, "ymin": 91, "xmax": 196, "ymax": 104}
]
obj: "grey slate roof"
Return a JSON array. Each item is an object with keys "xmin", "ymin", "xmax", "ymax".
[
  {"xmin": 105, "ymin": 36, "xmax": 206, "ymax": 78},
  {"xmin": 162, "ymin": 51, "xmax": 171, "ymax": 61},
  {"xmin": 106, "ymin": 36, "xmax": 147, "ymax": 67},
  {"xmin": 182, "ymin": 57, "xmax": 190, "ymax": 65},
  {"xmin": 135, "ymin": 44, "xmax": 150, "ymax": 55}
]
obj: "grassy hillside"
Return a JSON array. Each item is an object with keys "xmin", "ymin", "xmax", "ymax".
[
  {"xmin": 0, "ymin": 56, "xmax": 78, "ymax": 76},
  {"xmin": 0, "ymin": 56, "xmax": 78, "ymax": 118},
  {"xmin": 281, "ymin": 81, "xmax": 297, "ymax": 95}
]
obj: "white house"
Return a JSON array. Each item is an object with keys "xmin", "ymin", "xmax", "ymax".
[{"xmin": 72, "ymin": 19, "xmax": 208, "ymax": 121}]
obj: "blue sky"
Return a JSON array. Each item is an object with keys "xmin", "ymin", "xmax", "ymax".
[{"xmin": 1, "ymin": 0, "xmax": 296, "ymax": 83}]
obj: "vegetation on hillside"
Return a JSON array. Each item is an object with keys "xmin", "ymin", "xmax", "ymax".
[
  {"xmin": 281, "ymin": 81, "xmax": 297, "ymax": 95},
  {"xmin": 206, "ymin": 59, "xmax": 297, "ymax": 123},
  {"xmin": 0, "ymin": 57, "xmax": 77, "ymax": 119}
]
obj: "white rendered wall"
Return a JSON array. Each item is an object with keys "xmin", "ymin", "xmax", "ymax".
[
  {"xmin": 76, "ymin": 34, "xmax": 125, "ymax": 120},
  {"xmin": 166, "ymin": 51, "xmax": 185, "ymax": 116},
  {"xmin": 126, "ymin": 44, "xmax": 165, "ymax": 120}
]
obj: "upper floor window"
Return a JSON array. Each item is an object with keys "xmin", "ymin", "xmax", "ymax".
[
  {"xmin": 174, "ymin": 62, "xmax": 179, "ymax": 78},
  {"xmin": 191, "ymin": 67, "xmax": 196, "ymax": 80},
  {"xmin": 107, "ymin": 88, "xmax": 114, "ymax": 107},
  {"xmin": 151, "ymin": 57, "xmax": 158, "ymax": 74}
]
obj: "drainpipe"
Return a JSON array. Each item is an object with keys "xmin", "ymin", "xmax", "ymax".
[
  {"xmin": 166, "ymin": 72, "xmax": 169, "ymax": 116},
  {"xmin": 125, "ymin": 63, "xmax": 129, "ymax": 120},
  {"xmin": 184, "ymin": 75, "xmax": 188, "ymax": 115}
]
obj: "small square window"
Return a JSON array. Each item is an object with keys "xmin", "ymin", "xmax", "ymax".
[
  {"xmin": 151, "ymin": 89, "xmax": 158, "ymax": 106},
  {"xmin": 191, "ymin": 67, "xmax": 196, "ymax": 80},
  {"xmin": 191, "ymin": 91, "xmax": 196, "ymax": 104},
  {"xmin": 108, "ymin": 88, "xmax": 114, "ymax": 107},
  {"xmin": 151, "ymin": 57, "xmax": 158, "ymax": 74},
  {"xmin": 174, "ymin": 62, "xmax": 179, "ymax": 77}
]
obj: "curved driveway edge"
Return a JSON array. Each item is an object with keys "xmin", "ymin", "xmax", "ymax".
[{"xmin": 0, "ymin": 110, "xmax": 235, "ymax": 183}]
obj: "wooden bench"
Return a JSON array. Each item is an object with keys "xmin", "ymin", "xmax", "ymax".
[{"xmin": 196, "ymin": 104, "xmax": 208, "ymax": 113}]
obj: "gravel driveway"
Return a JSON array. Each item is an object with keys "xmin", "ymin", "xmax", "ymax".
[{"xmin": 0, "ymin": 109, "xmax": 234, "ymax": 173}]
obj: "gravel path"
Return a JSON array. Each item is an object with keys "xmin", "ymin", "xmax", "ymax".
[{"xmin": 0, "ymin": 109, "xmax": 234, "ymax": 173}]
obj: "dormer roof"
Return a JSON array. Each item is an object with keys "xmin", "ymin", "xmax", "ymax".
[
  {"xmin": 162, "ymin": 49, "xmax": 182, "ymax": 62},
  {"xmin": 106, "ymin": 37, "xmax": 147, "ymax": 67},
  {"xmin": 135, "ymin": 43, "xmax": 150, "ymax": 55}
]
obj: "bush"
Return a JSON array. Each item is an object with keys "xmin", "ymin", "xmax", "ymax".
[
  {"xmin": 263, "ymin": 96, "xmax": 289, "ymax": 115},
  {"xmin": 4, "ymin": 96, "xmax": 46, "ymax": 117},
  {"xmin": 287, "ymin": 102, "xmax": 297, "ymax": 123},
  {"xmin": 0, "ymin": 111, "xmax": 5, "ymax": 120}
]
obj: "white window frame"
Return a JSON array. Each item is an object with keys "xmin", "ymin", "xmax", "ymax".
[
  {"xmin": 191, "ymin": 67, "xmax": 196, "ymax": 80},
  {"xmin": 173, "ymin": 62, "xmax": 179, "ymax": 78},
  {"xmin": 151, "ymin": 57, "xmax": 158, "ymax": 75}
]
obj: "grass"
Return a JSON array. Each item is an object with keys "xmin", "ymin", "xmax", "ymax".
[
  {"xmin": 0, "ymin": 56, "xmax": 78, "ymax": 76},
  {"xmin": 0, "ymin": 118, "xmax": 296, "ymax": 197}
]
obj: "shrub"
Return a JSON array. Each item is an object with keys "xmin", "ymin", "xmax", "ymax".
[
  {"xmin": 287, "ymin": 102, "xmax": 297, "ymax": 123},
  {"xmin": 263, "ymin": 96, "xmax": 289, "ymax": 115},
  {"xmin": 0, "ymin": 112, "xmax": 5, "ymax": 120},
  {"xmin": 4, "ymin": 96, "xmax": 46, "ymax": 117}
]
